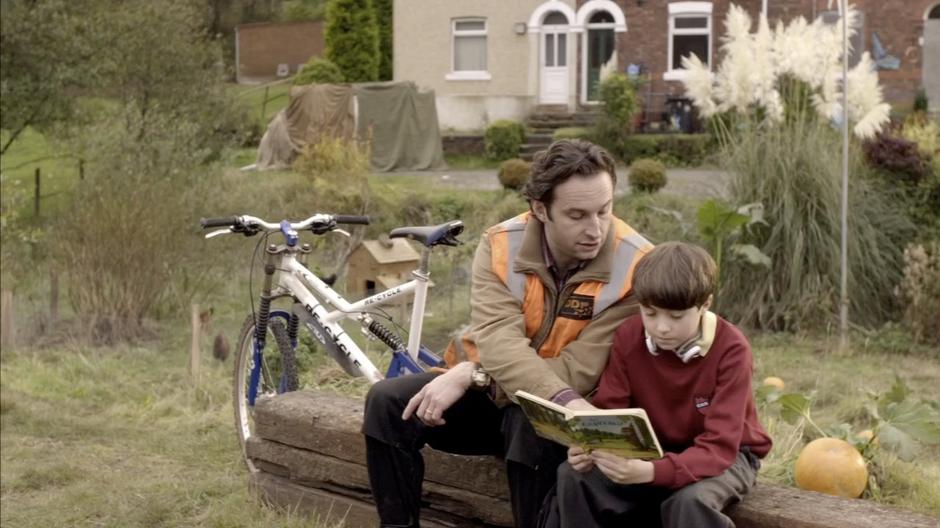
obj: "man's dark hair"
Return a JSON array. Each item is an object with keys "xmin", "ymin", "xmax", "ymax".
[
  {"xmin": 522, "ymin": 139, "xmax": 617, "ymax": 207},
  {"xmin": 633, "ymin": 242, "xmax": 717, "ymax": 310}
]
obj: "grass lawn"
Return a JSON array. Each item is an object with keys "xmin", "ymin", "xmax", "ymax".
[
  {"xmin": 2, "ymin": 126, "xmax": 938, "ymax": 526},
  {"xmin": 0, "ymin": 128, "xmax": 82, "ymax": 218},
  {"xmin": 228, "ymin": 82, "xmax": 292, "ymax": 130},
  {"xmin": 1, "ymin": 329, "xmax": 938, "ymax": 528}
]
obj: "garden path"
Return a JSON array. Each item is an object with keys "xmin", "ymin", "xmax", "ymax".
[{"xmin": 381, "ymin": 167, "xmax": 729, "ymax": 199}]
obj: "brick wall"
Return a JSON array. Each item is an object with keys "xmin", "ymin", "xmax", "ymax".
[
  {"xmin": 590, "ymin": 0, "xmax": 933, "ymax": 124},
  {"xmin": 236, "ymin": 21, "xmax": 324, "ymax": 83}
]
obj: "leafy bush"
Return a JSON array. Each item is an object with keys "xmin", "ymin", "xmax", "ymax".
[
  {"xmin": 613, "ymin": 192, "xmax": 699, "ymax": 245},
  {"xmin": 325, "ymin": 0, "xmax": 379, "ymax": 82},
  {"xmin": 628, "ymin": 158, "xmax": 667, "ymax": 193},
  {"xmin": 53, "ymin": 118, "xmax": 218, "ymax": 343},
  {"xmin": 552, "ymin": 127, "xmax": 593, "ymax": 141},
  {"xmin": 900, "ymin": 115, "xmax": 939, "ymax": 160},
  {"xmin": 594, "ymin": 72, "xmax": 639, "ymax": 149},
  {"xmin": 484, "ymin": 120, "xmax": 525, "ymax": 161},
  {"xmin": 913, "ymin": 88, "xmax": 929, "ymax": 113},
  {"xmin": 863, "ymin": 133, "xmax": 929, "ymax": 186},
  {"xmin": 894, "ymin": 242, "xmax": 940, "ymax": 346},
  {"xmin": 497, "ymin": 159, "xmax": 531, "ymax": 191},
  {"xmin": 293, "ymin": 57, "xmax": 344, "ymax": 85},
  {"xmin": 293, "ymin": 135, "xmax": 371, "ymax": 177},
  {"xmin": 617, "ymin": 133, "xmax": 712, "ymax": 166}
]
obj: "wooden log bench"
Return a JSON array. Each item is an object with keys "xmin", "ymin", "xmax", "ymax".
[{"xmin": 248, "ymin": 390, "xmax": 938, "ymax": 528}]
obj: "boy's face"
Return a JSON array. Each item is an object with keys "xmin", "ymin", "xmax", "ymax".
[{"xmin": 640, "ymin": 300, "xmax": 710, "ymax": 351}]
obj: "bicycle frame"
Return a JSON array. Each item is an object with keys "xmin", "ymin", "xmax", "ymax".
[{"xmin": 245, "ymin": 240, "xmax": 443, "ymax": 407}]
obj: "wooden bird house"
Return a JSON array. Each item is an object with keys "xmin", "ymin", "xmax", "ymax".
[{"xmin": 346, "ymin": 237, "xmax": 421, "ymax": 305}]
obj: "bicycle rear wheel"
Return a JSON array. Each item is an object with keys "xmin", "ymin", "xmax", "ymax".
[{"xmin": 233, "ymin": 313, "xmax": 298, "ymax": 472}]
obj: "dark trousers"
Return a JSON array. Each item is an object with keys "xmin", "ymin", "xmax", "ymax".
[
  {"xmin": 540, "ymin": 450, "xmax": 760, "ymax": 528},
  {"xmin": 362, "ymin": 372, "xmax": 567, "ymax": 528}
]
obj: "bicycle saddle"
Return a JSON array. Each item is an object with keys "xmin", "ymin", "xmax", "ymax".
[{"xmin": 389, "ymin": 220, "xmax": 464, "ymax": 247}]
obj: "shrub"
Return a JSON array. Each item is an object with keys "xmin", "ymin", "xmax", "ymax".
[
  {"xmin": 913, "ymin": 88, "xmax": 929, "ymax": 113},
  {"xmin": 293, "ymin": 57, "xmax": 344, "ymax": 85},
  {"xmin": 552, "ymin": 127, "xmax": 592, "ymax": 141},
  {"xmin": 293, "ymin": 135, "xmax": 371, "ymax": 177},
  {"xmin": 325, "ymin": 0, "xmax": 379, "ymax": 82},
  {"xmin": 863, "ymin": 133, "xmax": 929, "ymax": 186},
  {"xmin": 900, "ymin": 116, "xmax": 939, "ymax": 160},
  {"xmin": 595, "ymin": 72, "xmax": 639, "ymax": 149},
  {"xmin": 628, "ymin": 158, "xmax": 667, "ymax": 193},
  {"xmin": 54, "ymin": 118, "xmax": 218, "ymax": 342},
  {"xmin": 894, "ymin": 242, "xmax": 940, "ymax": 346},
  {"xmin": 498, "ymin": 159, "xmax": 531, "ymax": 191},
  {"xmin": 484, "ymin": 120, "xmax": 525, "ymax": 161},
  {"xmin": 617, "ymin": 134, "xmax": 712, "ymax": 166}
]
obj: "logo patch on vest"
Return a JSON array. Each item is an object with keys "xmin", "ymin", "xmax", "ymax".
[
  {"xmin": 694, "ymin": 396, "xmax": 710, "ymax": 414},
  {"xmin": 559, "ymin": 294, "xmax": 594, "ymax": 320}
]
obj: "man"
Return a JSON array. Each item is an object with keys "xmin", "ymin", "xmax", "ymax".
[{"xmin": 362, "ymin": 139, "xmax": 653, "ymax": 527}]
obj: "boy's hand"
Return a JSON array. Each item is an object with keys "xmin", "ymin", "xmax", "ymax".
[
  {"xmin": 591, "ymin": 451, "xmax": 654, "ymax": 484},
  {"xmin": 567, "ymin": 445, "xmax": 594, "ymax": 473}
]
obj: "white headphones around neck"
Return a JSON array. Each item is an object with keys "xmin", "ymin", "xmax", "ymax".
[{"xmin": 645, "ymin": 332, "xmax": 703, "ymax": 364}]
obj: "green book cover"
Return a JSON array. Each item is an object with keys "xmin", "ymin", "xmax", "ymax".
[{"xmin": 515, "ymin": 390, "xmax": 664, "ymax": 460}]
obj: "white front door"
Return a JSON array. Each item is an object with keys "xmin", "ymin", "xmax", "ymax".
[{"xmin": 540, "ymin": 26, "xmax": 569, "ymax": 104}]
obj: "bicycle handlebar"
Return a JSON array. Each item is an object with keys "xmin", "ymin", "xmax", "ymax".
[
  {"xmin": 200, "ymin": 216, "xmax": 240, "ymax": 228},
  {"xmin": 334, "ymin": 215, "xmax": 371, "ymax": 225},
  {"xmin": 199, "ymin": 213, "xmax": 370, "ymax": 238}
]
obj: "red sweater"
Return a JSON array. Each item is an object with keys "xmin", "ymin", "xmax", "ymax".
[{"xmin": 592, "ymin": 314, "xmax": 772, "ymax": 489}]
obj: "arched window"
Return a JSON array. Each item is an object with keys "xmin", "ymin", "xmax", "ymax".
[{"xmin": 929, "ymin": 4, "xmax": 940, "ymax": 18}]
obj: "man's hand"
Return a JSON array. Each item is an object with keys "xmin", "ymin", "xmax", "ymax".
[
  {"xmin": 402, "ymin": 362, "xmax": 475, "ymax": 426},
  {"xmin": 591, "ymin": 450, "xmax": 654, "ymax": 484},
  {"xmin": 567, "ymin": 445, "xmax": 594, "ymax": 473}
]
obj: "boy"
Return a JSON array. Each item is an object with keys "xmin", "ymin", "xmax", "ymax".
[{"xmin": 540, "ymin": 242, "xmax": 772, "ymax": 528}]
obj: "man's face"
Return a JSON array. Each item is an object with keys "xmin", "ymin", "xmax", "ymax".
[{"xmin": 532, "ymin": 171, "xmax": 614, "ymax": 271}]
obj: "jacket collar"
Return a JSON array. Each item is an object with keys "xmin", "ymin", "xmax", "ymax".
[{"xmin": 513, "ymin": 213, "xmax": 617, "ymax": 288}]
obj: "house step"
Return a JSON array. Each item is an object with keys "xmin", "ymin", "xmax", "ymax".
[
  {"xmin": 525, "ymin": 133, "xmax": 553, "ymax": 145},
  {"xmin": 526, "ymin": 111, "xmax": 599, "ymax": 132}
]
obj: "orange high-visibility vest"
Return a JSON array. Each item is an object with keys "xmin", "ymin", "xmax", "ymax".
[{"xmin": 444, "ymin": 212, "xmax": 651, "ymax": 366}]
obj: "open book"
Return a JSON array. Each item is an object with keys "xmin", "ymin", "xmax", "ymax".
[{"xmin": 515, "ymin": 390, "xmax": 664, "ymax": 460}]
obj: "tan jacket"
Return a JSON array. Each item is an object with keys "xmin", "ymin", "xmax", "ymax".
[{"xmin": 468, "ymin": 213, "xmax": 652, "ymax": 403}]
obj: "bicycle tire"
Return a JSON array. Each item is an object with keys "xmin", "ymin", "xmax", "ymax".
[{"xmin": 233, "ymin": 313, "xmax": 298, "ymax": 472}]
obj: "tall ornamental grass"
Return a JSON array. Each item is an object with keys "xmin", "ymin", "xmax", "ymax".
[
  {"xmin": 717, "ymin": 119, "xmax": 911, "ymax": 329},
  {"xmin": 680, "ymin": 5, "xmax": 909, "ymax": 330}
]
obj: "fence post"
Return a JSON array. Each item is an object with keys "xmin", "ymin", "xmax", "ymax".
[
  {"xmin": 1, "ymin": 290, "xmax": 13, "ymax": 350},
  {"xmin": 49, "ymin": 270, "xmax": 59, "ymax": 330},
  {"xmin": 34, "ymin": 167, "xmax": 41, "ymax": 217},
  {"xmin": 190, "ymin": 304, "xmax": 201, "ymax": 380},
  {"xmin": 259, "ymin": 85, "xmax": 270, "ymax": 125}
]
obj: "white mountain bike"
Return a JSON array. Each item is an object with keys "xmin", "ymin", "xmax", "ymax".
[{"xmin": 200, "ymin": 213, "xmax": 464, "ymax": 471}]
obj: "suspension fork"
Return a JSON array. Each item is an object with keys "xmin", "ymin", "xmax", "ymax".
[
  {"xmin": 287, "ymin": 244, "xmax": 310, "ymax": 347},
  {"xmin": 248, "ymin": 246, "xmax": 281, "ymax": 406}
]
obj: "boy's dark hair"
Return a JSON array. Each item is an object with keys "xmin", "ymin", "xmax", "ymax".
[
  {"xmin": 633, "ymin": 242, "xmax": 716, "ymax": 310},
  {"xmin": 522, "ymin": 139, "xmax": 617, "ymax": 207}
]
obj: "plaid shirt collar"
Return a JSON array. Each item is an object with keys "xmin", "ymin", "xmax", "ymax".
[{"xmin": 541, "ymin": 226, "xmax": 586, "ymax": 292}]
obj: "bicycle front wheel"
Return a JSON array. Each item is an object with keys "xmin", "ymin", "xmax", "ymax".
[{"xmin": 233, "ymin": 313, "xmax": 298, "ymax": 472}]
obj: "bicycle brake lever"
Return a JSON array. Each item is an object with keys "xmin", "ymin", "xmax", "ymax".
[
  {"xmin": 205, "ymin": 228, "xmax": 233, "ymax": 239},
  {"xmin": 332, "ymin": 228, "xmax": 351, "ymax": 238}
]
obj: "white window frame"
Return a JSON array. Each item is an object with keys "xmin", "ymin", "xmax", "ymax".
[
  {"xmin": 446, "ymin": 17, "xmax": 491, "ymax": 81},
  {"xmin": 664, "ymin": 2, "xmax": 713, "ymax": 81}
]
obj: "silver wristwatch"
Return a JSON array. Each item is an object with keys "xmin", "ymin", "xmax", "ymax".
[{"xmin": 469, "ymin": 364, "xmax": 491, "ymax": 391}]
